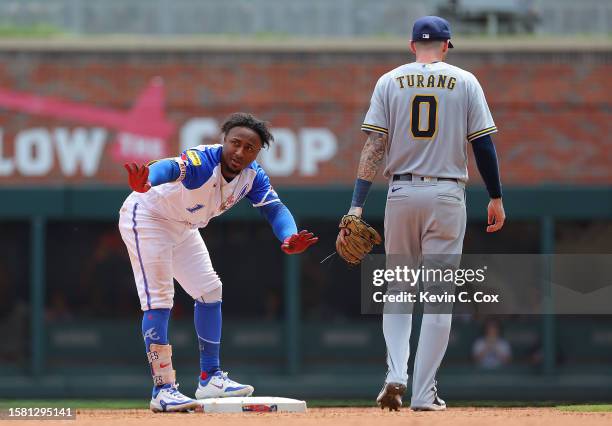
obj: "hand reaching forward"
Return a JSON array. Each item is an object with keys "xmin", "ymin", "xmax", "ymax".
[
  {"xmin": 281, "ymin": 230, "xmax": 318, "ymax": 254},
  {"xmin": 124, "ymin": 163, "xmax": 151, "ymax": 193}
]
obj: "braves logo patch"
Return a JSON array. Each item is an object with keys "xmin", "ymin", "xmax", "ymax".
[{"xmin": 186, "ymin": 150, "xmax": 202, "ymax": 166}]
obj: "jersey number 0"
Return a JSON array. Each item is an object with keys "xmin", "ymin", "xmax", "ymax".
[{"xmin": 410, "ymin": 95, "xmax": 438, "ymax": 139}]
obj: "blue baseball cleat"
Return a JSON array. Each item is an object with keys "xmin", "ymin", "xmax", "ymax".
[
  {"xmin": 195, "ymin": 371, "xmax": 254, "ymax": 399},
  {"xmin": 150, "ymin": 383, "xmax": 200, "ymax": 413}
]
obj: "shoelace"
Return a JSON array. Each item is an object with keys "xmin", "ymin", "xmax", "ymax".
[
  {"xmin": 431, "ymin": 380, "xmax": 443, "ymax": 404},
  {"xmin": 166, "ymin": 383, "xmax": 187, "ymax": 399},
  {"xmin": 218, "ymin": 371, "xmax": 236, "ymax": 384}
]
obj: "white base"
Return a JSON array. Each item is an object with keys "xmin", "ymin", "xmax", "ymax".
[{"xmin": 196, "ymin": 396, "xmax": 307, "ymax": 413}]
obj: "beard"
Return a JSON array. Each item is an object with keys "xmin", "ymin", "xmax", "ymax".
[{"xmin": 222, "ymin": 157, "xmax": 242, "ymax": 176}]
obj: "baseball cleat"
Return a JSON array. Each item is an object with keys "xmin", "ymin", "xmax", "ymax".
[
  {"xmin": 195, "ymin": 370, "xmax": 254, "ymax": 399},
  {"xmin": 411, "ymin": 394, "xmax": 447, "ymax": 411},
  {"xmin": 150, "ymin": 383, "xmax": 200, "ymax": 413},
  {"xmin": 376, "ymin": 382, "xmax": 406, "ymax": 411}
]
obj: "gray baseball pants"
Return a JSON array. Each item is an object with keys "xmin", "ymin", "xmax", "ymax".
[{"xmin": 382, "ymin": 177, "xmax": 466, "ymax": 407}]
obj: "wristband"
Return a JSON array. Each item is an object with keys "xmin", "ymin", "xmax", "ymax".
[
  {"xmin": 351, "ymin": 178, "xmax": 373, "ymax": 208},
  {"xmin": 175, "ymin": 157, "xmax": 187, "ymax": 182}
]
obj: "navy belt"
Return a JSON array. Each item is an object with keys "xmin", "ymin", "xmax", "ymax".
[{"xmin": 393, "ymin": 173, "xmax": 458, "ymax": 183}]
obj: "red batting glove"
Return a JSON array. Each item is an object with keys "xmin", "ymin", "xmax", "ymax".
[
  {"xmin": 281, "ymin": 230, "xmax": 318, "ymax": 254},
  {"xmin": 124, "ymin": 162, "xmax": 151, "ymax": 193}
]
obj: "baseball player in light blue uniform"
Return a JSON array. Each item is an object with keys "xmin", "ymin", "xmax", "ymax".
[
  {"xmin": 338, "ymin": 16, "xmax": 505, "ymax": 411},
  {"xmin": 119, "ymin": 113, "xmax": 318, "ymax": 412}
]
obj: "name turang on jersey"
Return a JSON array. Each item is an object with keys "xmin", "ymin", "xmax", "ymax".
[
  {"xmin": 362, "ymin": 62, "xmax": 497, "ymax": 182},
  {"xmin": 394, "ymin": 73, "xmax": 457, "ymax": 90},
  {"xmin": 127, "ymin": 144, "xmax": 279, "ymax": 228}
]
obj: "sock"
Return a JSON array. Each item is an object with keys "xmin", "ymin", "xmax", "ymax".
[
  {"xmin": 142, "ymin": 308, "xmax": 170, "ymax": 387},
  {"xmin": 194, "ymin": 301, "xmax": 222, "ymax": 377}
]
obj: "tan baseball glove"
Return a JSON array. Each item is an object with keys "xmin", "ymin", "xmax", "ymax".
[{"xmin": 336, "ymin": 214, "xmax": 382, "ymax": 265}]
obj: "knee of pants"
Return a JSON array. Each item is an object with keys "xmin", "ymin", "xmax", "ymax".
[{"xmin": 194, "ymin": 284, "xmax": 222, "ymax": 304}]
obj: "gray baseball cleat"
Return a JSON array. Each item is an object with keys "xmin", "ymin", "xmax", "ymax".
[
  {"xmin": 411, "ymin": 394, "xmax": 447, "ymax": 411},
  {"xmin": 376, "ymin": 382, "xmax": 406, "ymax": 411}
]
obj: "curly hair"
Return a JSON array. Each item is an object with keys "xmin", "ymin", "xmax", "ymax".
[{"xmin": 221, "ymin": 112, "xmax": 274, "ymax": 148}]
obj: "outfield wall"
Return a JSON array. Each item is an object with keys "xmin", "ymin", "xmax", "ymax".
[{"xmin": 0, "ymin": 40, "xmax": 610, "ymax": 187}]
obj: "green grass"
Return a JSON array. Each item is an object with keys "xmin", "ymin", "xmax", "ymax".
[
  {"xmin": 0, "ymin": 400, "xmax": 610, "ymax": 411},
  {"xmin": 557, "ymin": 404, "xmax": 612, "ymax": 412},
  {"xmin": 0, "ymin": 24, "xmax": 64, "ymax": 37}
]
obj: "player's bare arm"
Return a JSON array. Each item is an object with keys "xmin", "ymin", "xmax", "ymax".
[
  {"xmin": 337, "ymin": 131, "xmax": 387, "ymax": 246},
  {"xmin": 348, "ymin": 131, "xmax": 388, "ymax": 217},
  {"xmin": 357, "ymin": 131, "xmax": 388, "ymax": 183}
]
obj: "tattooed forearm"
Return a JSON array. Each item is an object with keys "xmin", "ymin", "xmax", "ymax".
[{"xmin": 357, "ymin": 132, "xmax": 387, "ymax": 182}]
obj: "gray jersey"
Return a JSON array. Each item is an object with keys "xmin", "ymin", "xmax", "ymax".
[{"xmin": 362, "ymin": 61, "xmax": 496, "ymax": 181}]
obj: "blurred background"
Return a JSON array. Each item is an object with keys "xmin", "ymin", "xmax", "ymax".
[{"xmin": 0, "ymin": 0, "xmax": 611, "ymax": 401}]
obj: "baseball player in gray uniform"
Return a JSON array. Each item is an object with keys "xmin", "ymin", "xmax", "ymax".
[{"xmin": 337, "ymin": 16, "xmax": 505, "ymax": 411}]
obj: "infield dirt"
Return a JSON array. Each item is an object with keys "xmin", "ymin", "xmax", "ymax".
[{"xmin": 12, "ymin": 407, "xmax": 612, "ymax": 426}]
